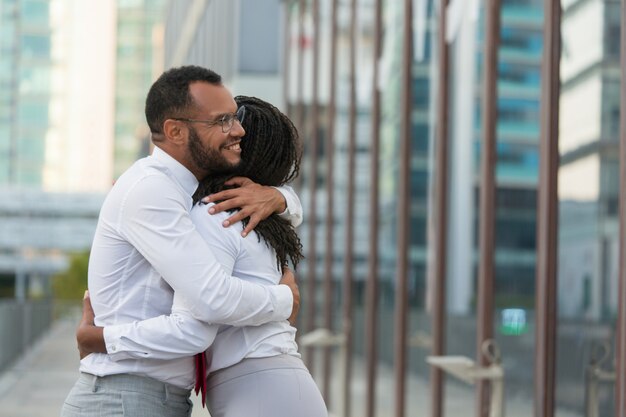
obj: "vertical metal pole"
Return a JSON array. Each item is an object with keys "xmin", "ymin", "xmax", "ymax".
[
  {"xmin": 476, "ymin": 0, "xmax": 501, "ymax": 415},
  {"xmin": 294, "ymin": 0, "xmax": 306, "ymax": 191},
  {"xmin": 283, "ymin": 0, "xmax": 292, "ymax": 115},
  {"xmin": 308, "ymin": 0, "xmax": 320, "ymax": 348},
  {"xmin": 365, "ymin": 0, "xmax": 383, "ymax": 415},
  {"xmin": 615, "ymin": 0, "xmax": 626, "ymax": 414},
  {"xmin": 322, "ymin": 0, "xmax": 339, "ymax": 404},
  {"xmin": 298, "ymin": 0, "xmax": 317, "ymax": 370},
  {"xmin": 15, "ymin": 270, "xmax": 26, "ymax": 302},
  {"xmin": 430, "ymin": 0, "xmax": 451, "ymax": 415},
  {"xmin": 341, "ymin": 0, "xmax": 358, "ymax": 416},
  {"xmin": 395, "ymin": 0, "xmax": 413, "ymax": 416},
  {"xmin": 534, "ymin": 1, "xmax": 560, "ymax": 417}
]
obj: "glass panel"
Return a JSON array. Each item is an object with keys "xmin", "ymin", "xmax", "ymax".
[
  {"xmin": 18, "ymin": 101, "xmax": 48, "ymax": 126},
  {"xmin": 20, "ymin": 34, "xmax": 50, "ymax": 59},
  {"xmin": 442, "ymin": 0, "xmax": 542, "ymax": 414},
  {"xmin": 19, "ymin": 66, "xmax": 50, "ymax": 94},
  {"xmin": 556, "ymin": 0, "xmax": 619, "ymax": 415},
  {"xmin": 21, "ymin": 0, "xmax": 49, "ymax": 28}
]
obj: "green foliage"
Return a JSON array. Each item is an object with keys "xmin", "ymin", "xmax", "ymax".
[{"xmin": 52, "ymin": 251, "xmax": 90, "ymax": 300}]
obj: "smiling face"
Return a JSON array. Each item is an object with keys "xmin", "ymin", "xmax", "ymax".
[{"xmin": 184, "ymin": 82, "xmax": 245, "ymax": 176}]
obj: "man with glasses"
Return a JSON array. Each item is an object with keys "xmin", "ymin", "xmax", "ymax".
[{"xmin": 61, "ymin": 66, "xmax": 302, "ymax": 417}]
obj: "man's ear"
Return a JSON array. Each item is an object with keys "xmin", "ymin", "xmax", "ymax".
[{"xmin": 162, "ymin": 119, "xmax": 187, "ymax": 146}]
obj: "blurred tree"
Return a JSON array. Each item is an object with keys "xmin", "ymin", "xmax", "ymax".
[{"xmin": 52, "ymin": 251, "xmax": 90, "ymax": 300}]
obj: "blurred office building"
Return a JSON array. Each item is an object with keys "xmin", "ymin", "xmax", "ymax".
[
  {"xmin": 163, "ymin": 0, "xmax": 285, "ymax": 105},
  {"xmin": 0, "ymin": 0, "xmax": 165, "ymax": 298},
  {"xmin": 283, "ymin": 0, "xmax": 621, "ymax": 415},
  {"xmin": 289, "ymin": 0, "xmax": 543, "ymax": 331},
  {"xmin": 113, "ymin": 0, "xmax": 166, "ymax": 178},
  {"xmin": 0, "ymin": 0, "xmax": 116, "ymax": 193}
]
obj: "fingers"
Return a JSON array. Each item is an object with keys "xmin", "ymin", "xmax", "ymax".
[
  {"xmin": 287, "ymin": 283, "xmax": 300, "ymax": 325},
  {"xmin": 223, "ymin": 176, "xmax": 253, "ymax": 187},
  {"xmin": 241, "ymin": 214, "xmax": 262, "ymax": 237},
  {"xmin": 208, "ymin": 198, "xmax": 244, "ymax": 215},
  {"xmin": 202, "ymin": 189, "xmax": 240, "ymax": 206},
  {"xmin": 82, "ymin": 290, "xmax": 95, "ymax": 325},
  {"xmin": 279, "ymin": 268, "xmax": 299, "ymax": 323}
]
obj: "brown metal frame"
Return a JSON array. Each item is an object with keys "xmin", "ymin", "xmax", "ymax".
[
  {"xmin": 305, "ymin": 0, "xmax": 320, "ymax": 373},
  {"xmin": 476, "ymin": 0, "xmax": 501, "ymax": 415},
  {"xmin": 365, "ymin": 0, "xmax": 383, "ymax": 415},
  {"xmin": 534, "ymin": 1, "xmax": 560, "ymax": 416},
  {"xmin": 616, "ymin": 0, "xmax": 626, "ymax": 414},
  {"xmin": 322, "ymin": 0, "xmax": 339, "ymax": 404},
  {"xmin": 430, "ymin": 0, "xmax": 451, "ymax": 415},
  {"xmin": 395, "ymin": 0, "xmax": 413, "ymax": 416},
  {"xmin": 282, "ymin": 1, "xmax": 292, "ymax": 117},
  {"xmin": 294, "ymin": 0, "xmax": 306, "ymax": 192},
  {"xmin": 341, "ymin": 0, "xmax": 358, "ymax": 415}
]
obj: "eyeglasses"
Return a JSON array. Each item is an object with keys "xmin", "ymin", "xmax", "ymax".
[{"xmin": 173, "ymin": 105, "xmax": 246, "ymax": 133}]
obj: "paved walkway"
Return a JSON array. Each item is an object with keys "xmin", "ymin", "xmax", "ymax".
[
  {"xmin": 0, "ymin": 318, "xmax": 579, "ymax": 417},
  {"xmin": 0, "ymin": 318, "xmax": 80, "ymax": 417}
]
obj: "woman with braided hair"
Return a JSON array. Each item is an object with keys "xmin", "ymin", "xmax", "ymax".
[
  {"xmin": 192, "ymin": 95, "xmax": 304, "ymax": 271},
  {"xmin": 186, "ymin": 95, "xmax": 327, "ymax": 416}
]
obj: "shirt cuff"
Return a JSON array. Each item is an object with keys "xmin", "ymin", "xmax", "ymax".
[
  {"xmin": 271, "ymin": 284, "xmax": 294, "ymax": 321},
  {"xmin": 103, "ymin": 325, "xmax": 136, "ymax": 361},
  {"xmin": 272, "ymin": 186, "xmax": 290, "ymax": 216},
  {"xmin": 273, "ymin": 186, "xmax": 303, "ymax": 227}
]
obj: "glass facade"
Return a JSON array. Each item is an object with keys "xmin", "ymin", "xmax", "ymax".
[
  {"xmin": 0, "ymin": 0, "xmax": 160, "ymax": 299},
  {"xmin": 113, "ymin": 0, "xmax": 165, "ymax": 178},
  {"xmin": 557, "ymin": 0, "xmax": 621, "ymax": 414},
  {"xmin": 0, "ymin": 0, "xmax": 52, "ymax": 187},
  {"xmin": 289, "ymin": 0, "xmax": 624, "ymax": 415}
]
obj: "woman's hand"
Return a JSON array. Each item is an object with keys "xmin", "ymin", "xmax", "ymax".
[{"xmin": 76, "ymin": 291, "xmax": 105, "ymax": 359}]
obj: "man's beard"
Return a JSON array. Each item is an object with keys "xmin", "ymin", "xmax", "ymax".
[{"xmin": 188, "ymin": 126, "xmax": 239, "ymax": 176}]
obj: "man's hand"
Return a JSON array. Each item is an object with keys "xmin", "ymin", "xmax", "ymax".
[
  {"xmin": 279, "ymin": 268, "xmax": 300, "ymax": 326},
  {"xmin": 76, "ymin": 291, "xmax": 106, "ymax": 359},
  {"xmin": 201, "ymin": 177, "xmax": 287, "ymax": 237}
]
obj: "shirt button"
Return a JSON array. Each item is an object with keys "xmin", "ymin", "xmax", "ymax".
[{"xmin": 110, "ymin": 345, "xmax": 117, "ymax": 352}]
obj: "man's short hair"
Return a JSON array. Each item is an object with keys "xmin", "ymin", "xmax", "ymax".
[{"xmin": 145, "ymin": 66, "xmax": 222, "ymax": 135}]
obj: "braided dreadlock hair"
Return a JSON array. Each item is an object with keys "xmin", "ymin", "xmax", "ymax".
[{"xmin": 193, "ymin": 96, "xmax": 304, "ymax": 270}]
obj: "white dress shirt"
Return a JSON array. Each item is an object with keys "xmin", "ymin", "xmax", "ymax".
[
  {"xmin": 101, "ymin": 202, "xmax": 301, "ymax": 378},
  {"xmin": 80, "ymin": 146, "xmax": 301, "ymax": 389},
  {"xmin": 195, "ymin": 203, "xmax": 300, "ymax": 372}
]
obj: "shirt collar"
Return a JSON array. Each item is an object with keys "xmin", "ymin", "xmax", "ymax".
[{"xmin": 151, "ymin": 146, "xmax": 199, "ymax": 197}]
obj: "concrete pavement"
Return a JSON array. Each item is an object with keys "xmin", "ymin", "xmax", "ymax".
[
  {"xmin": 0, "ymin": 318, "xmax": 579, "ymax": 417},
  {"xmin": 0, "ymin": 318, "xmax": 80, "ymax": 417}
]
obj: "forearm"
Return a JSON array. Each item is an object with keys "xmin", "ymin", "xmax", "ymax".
[
  {"xmin": 101, "ymin": 312, "xmax": 218, "ymax": 361},
  {"xmin": 77, "ymin": 324, "xmax": 105, "ymax": 358}
]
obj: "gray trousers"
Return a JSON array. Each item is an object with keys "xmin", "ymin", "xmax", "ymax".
[
  {"xmin": 206, "ymin": 354, "xmax": 328, "ymax": 417},
  {"xmin": 60, "ymin": 372, "xmax": 192, "ymax": 417}
]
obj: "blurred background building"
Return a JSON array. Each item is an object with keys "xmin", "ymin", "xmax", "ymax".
[
  {"xmin": 0, "ymin": 0, "xmax": 166, "ymax": 374},
  {"xmin": 1, "ymin": 0, "xmax": 625, "ymax": 416}
]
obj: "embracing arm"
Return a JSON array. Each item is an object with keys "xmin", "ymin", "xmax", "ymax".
[
  {"xmin": 201, "ymin": 177, "xmax": 303, "ymax": 236},
  {"xmin": 120, "ymin": 175, "xmax": 294, "ymax": 325},
  {"xmin": 77, "ymin": 177, "xmax": 300, "ymax": 361},
  {"xmin": 78, "ymin": 268, "xmax": 299, "ymax": 361}
]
